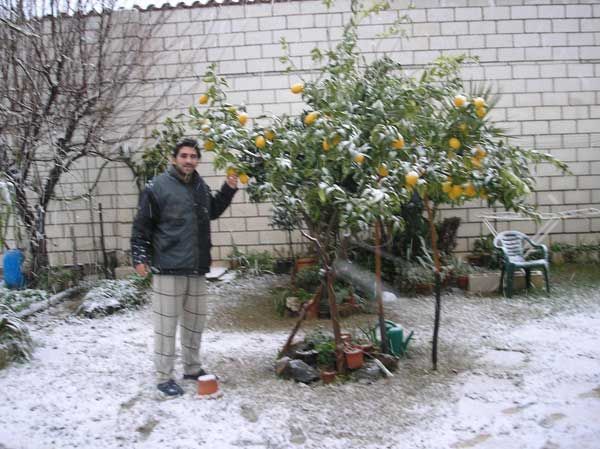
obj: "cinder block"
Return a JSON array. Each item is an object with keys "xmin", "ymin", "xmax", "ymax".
[
  {"xmin": 540, "ymin": 63, "xmax": 567, "ymax": 79},
  {"xmin": 498, "ymin": 48, "xmax": 525, "ymax": 61},
  {"xmin": 566, "ymin": 5, "xmax": 592, "ymax": 18},
  {"xmin": 486, "ymin": 34, "xmax": 513, "ymax": 48},
  {"xmin": 244, "ymin": 3, "xmax": 273, "ymax": 18},
  {"xmin": 430, "ymin": 36, "xmax": 457, "ymax": 50},
  {"xmin": 511, "ymin": 5, "xmax": 537, "ymax": 20},
  {"xmin": 259, "ymin": 230, "xmax": 288, "ymax": 245},
  {"xmin": 578, "ymin": 119, "xmax": 600, "ymax": 133},
  {"xmin": 565, "ymin": 190, "xmax": 590, "ymax": 204},
  {"xmin": 232, "ymin": 18, "xmax": 258, "ymax": 33},
  {"xmin": 551, "ymin": 176, "xmax": 577, "ymax": 190},
  {"xmin": 441, "ymin": 21, "xmax": 467, "ymax": 35},
  {"xmin": 497, "ymin": 20, "xmax": 524, "ymax": 34},
  {"xmin": 427, "ymin": 8, "xmax": 454, "ymax": 22},
  {"xmin": 246, "ymin": 216, "xmax": 271, "ymax": 231},
  {"xmin": 483, "ymin": 6, "xmax": 510, "ymax": 20},
  {"xmin": 272, "ymin": 1, "xmax": 301, "ymax": 16},
  {"xmin": 552, "ymin": 19, "xmax": 579, "ymax": 33},
  {"xmin": 569, "ymin": 91, "xmax": 597, "ymax": 106},
  {"xmin": 568, "ymin": 33, "xmax": 595, "ymax": 47},
  {"xmin": 525, "ymin": 19, "xmax": 553, "ymax": 33},
  {"xmin": 413, "ymin": 22, "xmax": 441, "ymax": 36},
  {"xmin": 522, "ymin": 120, "xmax": 549, "ymax": 135},
  {"xmin": 525, "ymin": 47, "xmax": 553, "ymax": 61},
  {"xmin": 541, "ymin": 33, "xmax": 567, "ymax": 47},
  {"xmin": 455, "ymin": 7, "xmax": 482, "ymax": 21},
  {"xmin": 538, "ymin": 5, "xmax": 565, "ymax": 19},
  {"xmin": 259, "ymin": 16, "xmax": 286, "ymax": 31},
  {"xmin": 526, "ymin": 78, "xmax": 553, "ymax": 93},
  {"xmin": 219, "ymin": 217, "xmax": 246, "ymax": 232},
  {"xmin": 579, "ymin": 175, "xmax": 600, "ymax": 190},
  {"xmin": 535, "ymin": 106, "xmax": 561, "ymax": 120},
  {"xmin": 581, "ymin": 46, "xmax": 600, "ymax": 60},
  {"xmin": 287, "ymin": 14, "xmax": 315, "ymax": 29},
  {"xmin": 469, "ymin": 20, "xmax": 496, "ymax": 34}
]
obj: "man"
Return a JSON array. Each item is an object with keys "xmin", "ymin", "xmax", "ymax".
[{"xmin": 131, "ymin": 138, "xmax": 238, "ymax": 399}]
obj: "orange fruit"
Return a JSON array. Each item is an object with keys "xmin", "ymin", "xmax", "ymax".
[
  {"xmin": 458, "ymin": 123, "xmax": 468, "ymax": 133},
  {"xmin": 474, "ymin": 146, "xmax": 487, "ymax": 159},
  {"xmin": 198, "ymin": 94, "xmax": 209, "ymax": 105},
  {"xmin": 332, "ymin": 134, "xmax": 341, "ymax": 145},
  {"xmin": 264, "ymin": 129, "xmax": 276, "ymax": 141},
  {"xmin": 291, "ymin": 83, "xmax": 304, "ymax": 94},
  {"xmin": 442, "ymin": 181, "xmax": 452, "ymax": 193},
  {"xmin": 238, "ymin": 112, "xmax": 248, "ymax": 126},
  {"xmin": 322, "ymin": 139, "xmax": 330, "ymax": 152},
  {"xmin": 255, "ymin": 135, "xmax": 266, "ymax": 149},
  {"xmin": 304, "ymin": 111, "xmax": 319, "ymax": 126},
  {"xmin": 392, "ymin": 135, "xmax": 405, "ymax": 150},
  {"xmin": 353, "ymin": 153, "xmax": 365, "ymax": 164},
  {"xmin": 226, "ymin": 167, "xmax": 237, "ymax": 176},
  {"xmin": 476, "ymin": 107, "xmax": 486, "ymax": 118},
  {"xmin": 405, "ymin": 171, "xmax": 419, "ymax": 187},
  {"xmin": 204, "ymin": 140, "xmax": 215, "ymax": 151},
  {"xmin": 449, "ymin": 137, "xmax": 461, "ymax": 150},
  {"xmin": 449, "ymin": 184, "xmax": 463, "ymax": 200},
  {"xmin": 239, "ymin": 173, "xmax": 249, "ymax": 184},
  {"xmin": 377, "ymin": 164, "xmax": 389, "ymax": 178},
  {"xmin": 453, "ymin": 95, "xmax": 467, "ymax": 107},
  {"xmin": 471, "ymin": 157, "xmax": 482, "ymax": 169},
  {"xmin": 464, "ymin": 183, "xmax": 477, "ymax": 197},
  {"xmin": 473, "ymin": 97, "xmax": 486, "ymax": 108}
]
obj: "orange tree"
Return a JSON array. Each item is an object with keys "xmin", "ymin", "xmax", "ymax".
[{"xmin": 158, "ymin": 12, "xmax": 567, "ymax": 371}]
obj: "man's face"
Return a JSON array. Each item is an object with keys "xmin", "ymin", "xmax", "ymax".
[{"xmin": 173, "ymin": 146, "xmax": 199, "ymax": 176}]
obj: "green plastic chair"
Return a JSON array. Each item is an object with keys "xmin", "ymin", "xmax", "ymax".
[{"xmin": 493, "ymin": 230, "xmax": 550, "ymax": 298}]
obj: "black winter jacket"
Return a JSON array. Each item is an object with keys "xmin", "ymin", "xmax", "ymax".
[{"xmin": 131, "ymin": 166, "xmax": 237, "ymax": 275}]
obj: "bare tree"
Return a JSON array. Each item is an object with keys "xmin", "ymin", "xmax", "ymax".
[{"xmin": 0, "ymin": 0, "xmax": 168, "ymax": 282}]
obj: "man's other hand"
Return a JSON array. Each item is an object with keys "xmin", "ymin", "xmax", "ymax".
[{"xmin": 135, "ymin": 263, "xmax": 149, "ymax": 277}]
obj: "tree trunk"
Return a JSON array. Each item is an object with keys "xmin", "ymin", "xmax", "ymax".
[
  {"xmin": 375, "ymin": 219, "xmax": 389, "ymax": 354},
  {"xmin": 325, "ymin": 266, "xmax": 345, "ymax": 374},
  {"xmin": 424, "ymin": 195, "xmax": 442, "ymax": 371}
]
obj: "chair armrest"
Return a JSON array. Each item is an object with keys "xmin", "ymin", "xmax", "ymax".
[{"xmin": 523, "ymin": 236, "xmax": 548, "ymax": 259}]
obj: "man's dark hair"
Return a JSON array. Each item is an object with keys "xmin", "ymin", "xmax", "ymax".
[{"xmin": 173, "ymin": 138, "xmax": 201, "ymax": 158}]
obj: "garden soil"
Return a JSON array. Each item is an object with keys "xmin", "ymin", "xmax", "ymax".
[{"xmin": 0, "ymin": 275, "xmax": 599, "ymax": 449}]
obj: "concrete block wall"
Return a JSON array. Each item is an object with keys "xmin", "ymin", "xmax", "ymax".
[{"xmin": 37, "ymin": 0, "xmax": 599, "ymax": 266}]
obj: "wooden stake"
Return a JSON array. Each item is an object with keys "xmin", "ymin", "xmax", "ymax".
[{"xmin": 280, "ymin": 285, "xmax": 322, "ymax": 355}]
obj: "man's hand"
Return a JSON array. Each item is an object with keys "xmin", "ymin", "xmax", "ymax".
[
  {"xmin": 135, "ymin": 263, "xmax": 150, "ymax": 277},
  {"xmin": 226, "ymin": 173, "xmax": 238, "ymax": 189}
]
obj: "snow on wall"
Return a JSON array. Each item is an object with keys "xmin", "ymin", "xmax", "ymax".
[{"xmin": 33, "ymin": 0, "xmax": 600, "ymax": 266}]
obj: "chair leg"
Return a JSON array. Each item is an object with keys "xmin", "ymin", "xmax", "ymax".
[
  {"xmin": 543, "ymin": 267, "xmax": 550, "ymax": 294},
  {"xmin": 525, "ymin": 269, "xmax": 531, "ymax": 291},
  {"xmin": 506, "ymin": 267, "xmax": 514, "ymax": 298},
  {"xmin": 499, "ymin": 267, "xmax": 505, "ymax": 294}
]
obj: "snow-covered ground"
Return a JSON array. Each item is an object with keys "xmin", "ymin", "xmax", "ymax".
[{"xmin": 0, "ymin": 276, "xmax": 599, "ymax": 449}]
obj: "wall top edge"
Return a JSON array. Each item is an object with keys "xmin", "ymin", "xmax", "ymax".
[{"xmin": 127, "ymin": 0, "xmax": 304, "ymax": 12}]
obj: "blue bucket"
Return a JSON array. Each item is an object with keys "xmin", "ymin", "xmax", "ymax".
[{"xmin": 3, "ymin": 249, "xmax": 26, "ymax": 289}]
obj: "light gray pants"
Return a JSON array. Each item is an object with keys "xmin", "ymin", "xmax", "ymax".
[{"xmin": 152, "ymin": 275, "xmax": 208, "ymax": 381}]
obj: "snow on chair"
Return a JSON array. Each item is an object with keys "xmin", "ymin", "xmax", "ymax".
[{"xmin": 493, "ymin": 230, "xmax": 550, "ymax": 298}]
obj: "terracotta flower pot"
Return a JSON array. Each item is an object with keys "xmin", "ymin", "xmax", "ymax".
[
  {"xmin": 320, "ymin": 370, "xmax": 336, "ymax": 384},
  {"xmin": 197, "ymin": 374, "xmax": 219, "ymax": 396},
  {"xmin": 340, "ymin": 332, "xmax": 352, "ymax": 345},
  {"xmin": 353, "ymin": 343, "xmax": 373, "ymax": 353},
  {"xmin": 344, "ymin": 348, "xmax": 364, "ymax": 370},
  {"xmin": 294, "ymin": 257, "xmax": 317, "ymax": 273},
  {"xmin": 456, "ymin": 275, "xmax": 469, "ymax": 290}
]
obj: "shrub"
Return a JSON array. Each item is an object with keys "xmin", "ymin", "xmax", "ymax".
[
  {"xmin": 0, "ymin": 305, "xmax": 33, "ymax": 369},
  {"xmin": 0, "ymin": 286, "xmax": 48, "ymax": 313},
  {"xmin": 76, "ymin": 279, "xmax": 148, "ymax": 318}
]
